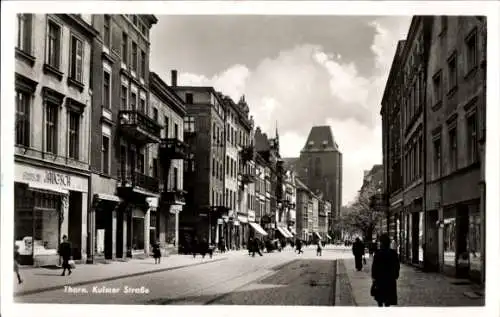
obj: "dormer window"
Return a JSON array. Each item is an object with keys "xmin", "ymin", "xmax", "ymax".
[{"xmin": 308, "ymin": 141, "xmax": 314, "ymax": 146}]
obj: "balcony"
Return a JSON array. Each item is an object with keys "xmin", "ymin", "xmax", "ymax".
[
  {"xmin": 118, "ymin": 110, "xmax": 162, "ymax": 144},
  {"xmin": 160, "ymin": 138, "xmax": 187, "ymax": 160},
  {"xmin": 239, "ymin": 146, "xmax": 254, "ymax": 163},
  {"xmin": 162, "ymin": 189, "xmax": 186, "ymax": 205},
  {"xmin": 240, "ymin": 172, "xmax": 256, "ymax": 184},
  {"xmin": 119, "ymin": 171, "xmax": 160, "ymax": 194}
]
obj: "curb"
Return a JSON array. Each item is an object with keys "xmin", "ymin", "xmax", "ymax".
[{"xmin": 15, "ymin": 257, "xmax": 228, "ymax": 297}]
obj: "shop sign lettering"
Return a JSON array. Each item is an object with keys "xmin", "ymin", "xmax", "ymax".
[{"xmin": 22, "ymin": 171, "xmax": 71, "ymax": 187}]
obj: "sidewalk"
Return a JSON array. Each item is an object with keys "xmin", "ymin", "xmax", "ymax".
[
  {"xmin": 337, "ymin": 256, "xmax": 484, "ymax": 306},
  {"xmin": 14, "ymin": 251, "xmax": 242, "ymax": 297}
]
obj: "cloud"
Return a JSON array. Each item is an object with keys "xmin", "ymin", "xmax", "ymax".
[{"xmin": 176, "ymin": 17, "xmax": 410, "ymax": 205}]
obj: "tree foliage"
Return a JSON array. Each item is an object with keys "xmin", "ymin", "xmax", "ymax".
[{"xmin": 339, "ymin": 179, "xmax": 385, "ymax": 241}]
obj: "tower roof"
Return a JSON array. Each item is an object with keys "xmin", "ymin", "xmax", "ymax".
[{"xmin": 302, "ymin": 125, "xmax": 339, "ymax": 152}]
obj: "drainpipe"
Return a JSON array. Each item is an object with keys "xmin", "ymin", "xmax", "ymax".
[{"xmin": 86, "ymin": 94, "xmax": 94, "ymax": 264}]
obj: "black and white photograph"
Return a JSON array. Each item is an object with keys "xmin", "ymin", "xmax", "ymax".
[{"xmin": 1, "ymin": 1, "xmax": 499, "ymax": 317}]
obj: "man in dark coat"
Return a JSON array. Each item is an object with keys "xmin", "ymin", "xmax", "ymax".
[
  {"xmin": 352, "ymin": 237, "xmax": 365, "ymax": 271},
  {"xmin": 252, "ymin": 237, "xmax": 263, "ymax": 257},
  {"xmin": 371, "ymin": 234, "xmax": 400, "ymax": 307},
  {"xmin": 58, "ymin": 235, "xmax": 72, "ymax": 276}
]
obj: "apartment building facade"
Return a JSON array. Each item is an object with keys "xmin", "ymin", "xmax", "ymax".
[
  {"xmin": 425, "ymin": 16, "xmax": 486, "ymax": 282},
  {"xmin": 173, "ymin": 86, "xmax": 227, "ymax": 250},
  {"xmin": 88, "ymin": 14, "xmax": 159, "ymax": 262},
  {"xmin": 150, "ymin": 71, "xmax": 186, "ymax": 255},
  {"xmin": 14, "ymin": 14, "xmax": 97, "ymax": 266}
]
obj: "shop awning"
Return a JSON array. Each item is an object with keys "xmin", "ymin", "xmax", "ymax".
[
  {"xmin": 29, "ymin": 182, "xmax": 68, "ymax": 195},
  {"xmin": 276, "ymin": 226, "xmax": 291, "ymax": 238},
  {"xmin": 94, "ymin": 193, "xmax": 121, "ymax": 203},
  {"xmin": 249, "ymin": 222, "xmax": 268, "ymax": 236},
  {"xmin": 237, "ymin": 215, "xmax": 248, "ymax": 223},
  {"xmin": 281, "ymin": 227, "xmax": 293, "ymax": 238},
  {"xmin": 314, "ymin": 232, "xmax": 322, "ymax": 240}
]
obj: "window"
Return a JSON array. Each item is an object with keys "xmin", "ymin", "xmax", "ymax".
[
  {"xmin": 137, "ymin": 152, "xmax": 145, "ymax": 173},
  {"xmin": 16, "ymin": 91, "xmax": 30, "ymax": 147},
  {"xmin": 140, "ymin": 98, "xmax": 146, "ymax": 113},
  {"xmin": 212, "ymin": 123, "xmax": 216, "ymax": 141},
  {"xmin": 103, "ymin": 15, "xmax": 111, "ymax": 48},
  {"xmin": 130, "ymin": 92, "xmax": 137, "ymax": 110},
  {"xmin": 17, "ymin": 14, "xmax": 32, "ymax": 53},
  {"xmin": 103, "ymin": 71, "xmax": 111, "ymax": 108},
  {"xmin": 153, "ymin": 108, "xmax": 158, "ymax": 122},
  {"xmin": 70, "ymin": 36, "xmax": 83, "ymax": 82},
  {"xmin": 184, "ymin": 116, "xmax": 195, "ymax": 133},
  {"xmin": 440, "ymin": 16, "xmax": 447, "ymax": 34},
  {"xmin": 433, "ymin": 136, "xmax": 441, "ymax": 178},
  {"xmin": 140, "ymin": 50, "xmax": 146, "ymax": 79},
  {"xmin": 131, "ymin": 42, "xmax": 138, "ymax": 72},
  {"xmin": 467, "ymin": 112, "xmax": 478, "ymax": 163},
  {"xmin": 185, "ymin": 93, "xmax": 193, "ymax": 104},
  {"xmin": 466, "ymin": 29, "xmax": 478, "ymax": 73},
  {"xmin": 46, "ymin": 20, "xmax": 61, "ymax": 69},
  {"xmin": 433, "ymin": 71, "xmax": 442, "ymax": 105},
  {"xmin": 418, "ymin": 137, "xmax": 423, "ymax": 177},
  {"xmin": 132, "ymin": 15, "xmax": 138, "ymax": 26},
  {"xmin": 164, "ymin": 116, "xmax": 169, "ymax": 138},
  {"xmin": 121, "ymin": 32, "xmax": 128, "ymax": 64},
  {"xmin": 68, "ymin": 112, "xmax": 80, "ymax": 159},
  {"xmin": 45, "ymin": 103, "xmax": 58, "ymax": 154},
  {"xmin": 173, "ymin": 167, "xmax": 178, "ymax": 189},
  {"xmin": 102, "ymin": 135, "xmax": 110, "ymax": 174},
  {"xmin": 226, "ymin": 155, "xmax": 230, "ymax": 175},
  {"xmin": 120, "ymin": 85, "xmax": 128, "ymax": 110},
  {"xmin": 447, "ymin": 53, "xmax": 457, "ymax": 92},
  {"xmin": 448, "ymin": 127, "xmax": 458, "ymax": 172},
  {"xmin": 212, "ymin": 158, "xmax": 216, "ymax": 177},
  {"xmin": 174, "ymin": 123, "xmax": 179, "ymax": 139}
]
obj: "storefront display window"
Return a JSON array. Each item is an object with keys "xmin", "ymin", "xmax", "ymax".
[
  {"xmin": 132, "ymin": 217, "xmax": 145, "ymax": 250},
  {"xmin": 418, "ymin": 211, "xmax": 424, "ymax": 263},
  {"xmin": 468, "ymin": 212, "xmax": 481, "ymax": 273},
  {"xmin": 443, "ymin": 216, "xmax": 456, "ymax": 267}
]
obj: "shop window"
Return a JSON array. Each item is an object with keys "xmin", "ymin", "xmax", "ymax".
[
  {"xmin": 468, "ymin": 210, "xmax": 481, "ymax": 273},
  {"xmin": 443, "ymin": 212, "xmax": 456, "ymax": 268},
  {"xmin": 132, "ymin": 217, "xmax": 145, "ymax": 250}
]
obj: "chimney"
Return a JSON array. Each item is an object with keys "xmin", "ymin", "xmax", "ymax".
[{"xmin": 171, "ymin": 70, "xmax": 178, "ymax": 87}]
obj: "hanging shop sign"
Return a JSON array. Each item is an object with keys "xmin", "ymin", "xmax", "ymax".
[{"xmin": 15, "ymin": 163, "xmax": 88, "ymax": 192}]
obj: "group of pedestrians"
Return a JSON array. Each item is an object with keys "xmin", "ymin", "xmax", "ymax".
[{"xmin": 351, "ymin": 234, "xmax": 400, "ymax": 307}]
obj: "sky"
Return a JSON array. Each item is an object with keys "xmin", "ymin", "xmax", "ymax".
[{"xmin": 150, "ymin": 15, "xmax": 411, "ymax": 206}]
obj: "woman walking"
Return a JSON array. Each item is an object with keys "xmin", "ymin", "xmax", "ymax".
[{"xmin": 371, "ymin": 234, "xmax": 400, "ymax": 307}]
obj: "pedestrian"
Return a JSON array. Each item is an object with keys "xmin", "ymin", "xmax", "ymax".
[
  {"xmin": 296, "ymin": 238, "xmax": 304, "ymax": 254},
  {"xmin": 14, "ymin": 244, "xmax": 23, "ymax": 284},
  {"xmin": 192, "ymin": 237, "xmax": 199, "ymax": 258},
  {"xmin": 152, "ymin": 241, "xmax": 161, "ymax": 264},
  {"xmin": 58, "ymin": 235, "xmax": 72, "ymax": 276},
  {"xmin": 371, "ymin": 234, "xmax": 400, "ymax": 307},
  {"xmin": 316, "ymin": 240, "xmax": 323, "ymax": 256},
  {"xmin": 252, "ymin": 237, "xmax": 263, "ymax": 257},
  {"xmin": 247, "ymin": 238, "xmax": 253, "ymax": 256},
  {"xmin": 352, "ymin": 237, "xmax": 365, "ymax": 271}
]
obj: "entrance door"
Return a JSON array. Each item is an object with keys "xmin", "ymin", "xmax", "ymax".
[
  {"xmin": 412, "ymin": 212, "xmax": 420, "ymax": 264},
  {"xmin": 68, "ymin": 191, "xmax": 82, "ymax": 260},
  {"xmin": 456, "ymin": 204, "xmax": 470, "ymax": 278},
  {"xmin": 425, "ymin": 210, "xmax": 439, "ymax": 271}
]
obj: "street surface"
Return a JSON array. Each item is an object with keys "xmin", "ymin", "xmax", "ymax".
[
  {"xmin": 14, "ymin": 246, "xmax": 484, "ymax": 306},
  {"xmin": 16, "ymin": 247, "xmax": 349, "ymax": 305}
]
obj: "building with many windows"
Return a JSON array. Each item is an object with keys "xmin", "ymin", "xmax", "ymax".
[
  {"xmin": 150, "ymin": 71, "xmax": 186, "ymax": 255},
  {"xmin": 173, "ymin": 84, "xmax": 228, "ymax": 252},
  {"xmin": 14, "ymin": 14, "xmax": 97, "ymax": 266},
  {"xmin": 88, "ymin": 14, "xmax": 159, "ymax": 262},
  {"xmin": 381, "ymin": 16, "xmax": 486, "ymax": 284}
]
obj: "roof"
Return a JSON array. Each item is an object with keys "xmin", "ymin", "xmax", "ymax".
[{"xmin": 302, "ymin": 126, "xmax": 339, "ymax": 152}]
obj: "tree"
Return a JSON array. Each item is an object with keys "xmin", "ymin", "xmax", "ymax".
[{"xmin": 342, "ymin": 180, "xmax": 385, "ymax": 242}]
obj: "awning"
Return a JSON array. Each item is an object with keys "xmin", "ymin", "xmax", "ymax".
[
  {"xmin": 94, "ymin": 193, "xmax": 121, "ymax": 203},
  {"xmin": 276, "ymin": 227, "xmax": 290, "ymax": 238},
  {"xmin": 326, "ymin": 234, "xmax": 332, "ymax": 239},
  {"xmin": 237, "ymin": 215, "xmax": 248, "ymax": 223},
  {"xmin": 314, "ymin": 232, "xmax": 322, "ymax": 240},
  {"xmin": 289, "ymin": 227, "xmax": 297, "ymax": 235},
  {"xmin": 249, "ymin": 222, "xmax": 268, "ymax": 236},
  {"xmin": 281, "ymin": 227, "xmax": 293, "ymax": 238},
  {"xmin": 29, "ymin": 182, "xmax": 68, "ymax": 195}
]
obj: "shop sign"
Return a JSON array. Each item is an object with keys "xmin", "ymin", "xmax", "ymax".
[
  {"xmin": 247, "ymin": 211, "xmax": 255, "ymax": 222},
  {"xmin": 16, "ymin": 163, "xmax": 88, "ymax": 192}
]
